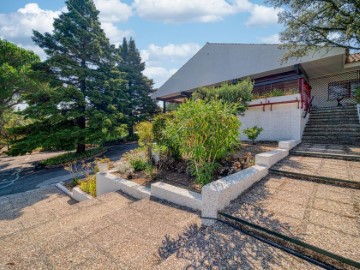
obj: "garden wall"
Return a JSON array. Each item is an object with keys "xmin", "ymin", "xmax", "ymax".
[{"xmin": 239, "ymin": 94, "xmax": 308, "ymax": 141}]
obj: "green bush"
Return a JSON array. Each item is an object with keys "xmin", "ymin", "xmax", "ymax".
[
  {"xmin": 135, "ymin": 121, "xmax": 153, "ymax": 162},
  {"xmin": 130, "ymin": 158, "xmax": 148, "ymax": 171},
  {"xmin": 192, "ymin": 78, "xmax": 253, "ymax": 113},
  {"xmin": 165, "ymin": 99, "xmax": 240, "ymax": 185},
  {"xmin": 152, "ymin": 113, "xmax": 181, "ymax": 160},
  {"xmin": 79, "ymin": 175, "xmax": 96, "ymax": 197},
  {"xmin": 243, "ymin": 126, "xmax": 263, "ymax": 144},
  {"xmin": 40, "ymin": 147, "xmax": 106, "ymax": 166}
]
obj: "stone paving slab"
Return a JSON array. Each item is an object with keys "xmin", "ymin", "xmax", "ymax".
[
  {"xmin": 223, "ymin": 175, "xmax": 360, "ymax": 262},
  {"xmin": 271, "ymin": 155, "xmax": 360, "ymax": 182},
  {"xmin": 294, "ymin": 143, "xmax": 360, "ymax": 156},
  {"xmin": 158, "ymin": 222, "xmax": 323, "ymax": 270}
]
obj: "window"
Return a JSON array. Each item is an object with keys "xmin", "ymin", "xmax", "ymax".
[{"xmin": 328, "ymin": 79, "xmax": 360, "ymax": 99}]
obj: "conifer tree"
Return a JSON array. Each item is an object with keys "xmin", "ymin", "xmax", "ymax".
[
  {"xmin": 118, "ymin": 38, "xmax": 158, "ymax": 137},
  {"xmin": 9, "ymin": 0, "xmax": 127, "ymax": 155}
]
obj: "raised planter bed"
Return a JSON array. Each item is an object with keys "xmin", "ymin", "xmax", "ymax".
[
  {"xmin": 56, "ymin": 181, "xmax": 93, "ymax": 202},
  {"xmin": 96, "ymin": 140, "xmax": 296, "ymax": 225}
]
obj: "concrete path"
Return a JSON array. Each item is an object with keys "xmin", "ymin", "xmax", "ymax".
[
  {"xmin": 0, "ymin": 144, "xmax": 137, "ymax": 197},
  {"xmin": 223, "ymin": 174, "xmax": 360, "ymax": 262},
  {"xmin": 0, "ymin": 184, "xmax": 325, "ymax": 270},
  {"xmin": 0, "ymin": 185, "xmax": 200, "ymax": 269},
  {"xmin": 271, "ymin": 155, "xmax": 360, "ymax": 183}
]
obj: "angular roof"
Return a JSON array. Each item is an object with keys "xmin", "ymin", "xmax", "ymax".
[{"xmin": 153, "ymin": 43, "xmax": 345, "ymax": 99}]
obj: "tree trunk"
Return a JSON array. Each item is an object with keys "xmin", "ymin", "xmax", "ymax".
[{"xmin": 76, "ymin": 115, "xmax": 86, "ymax": 154}]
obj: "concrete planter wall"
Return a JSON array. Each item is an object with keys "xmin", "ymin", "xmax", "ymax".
[
  {"xmin": 56, "ymin": 182, "xmax": 93, "ymax": 202},
  {"xmin": 96, "ymin": 172, "xmax": 150, "ymax": 199},
  {"xmin": 240, "ymin": 94, "xmax": 308, "ymax": 141},
  {"xmin": 95, "ymin": 141, "xmax": 297, "ymax": 225}
]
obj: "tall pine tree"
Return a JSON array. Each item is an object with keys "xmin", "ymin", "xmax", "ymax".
[
  {"xmin": 118, "ymin": 38, "xmax": 158, "ymax": 137},
  {"xmin": 9, "ymin": 0, "xmax": 127, "ymax": 155}
]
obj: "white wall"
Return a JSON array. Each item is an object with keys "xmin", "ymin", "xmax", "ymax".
[{"xmin": 239, "ymin": 94, "xmax": 307, "ymax": 141}]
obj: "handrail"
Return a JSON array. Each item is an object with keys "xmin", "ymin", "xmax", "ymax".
[
  {"xmin": 303, "ymin": 96, "xmax": 314, "ymax": 118},
  {"xmin": 248, "ymin": 99, "xmax": 300, "ymax": 112}
]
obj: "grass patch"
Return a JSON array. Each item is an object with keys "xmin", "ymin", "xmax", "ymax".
[
  {"xmin": 40, "ymin": 147, "xmax": 107, "ymax": 166},
  {"xmin": 79, "ymin": 175, "xmax": 96, "ymax": 197}
]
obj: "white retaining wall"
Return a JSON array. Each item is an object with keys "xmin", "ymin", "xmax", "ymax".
[
  {"xmin": 96, "ymin": 173, "xmax": 150, "ymax": 199},
  {"xmin": 201, "ymin": 165, "xmax": 268, "ymax": 225},
  {"xmin": 151, "ymin": 182, "xmax": 202, "ymax": 211},
  {"xmin": 239, "ymin": 94, "xmax": 308, "ymax": 141}
]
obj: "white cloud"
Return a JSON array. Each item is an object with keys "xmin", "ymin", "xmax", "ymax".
[
  {"xmin": 141, "ymin": 43, "xmax": 201, "ymax": 87},
  {"xmin": 259, "ymin": 33, "xmax": 280, "ymax": 44},
  {"xmin": 143, "ymin": 67, "xmax": 178, "ymax": 87},
  {"xmin": 94, "ymin": 0, "xmax": 132, "ymax": 22},
  {"xmin": 133, "ymin": 0, "xmax": 252, "ymax": 23},
  {"xmin": 101, "ymin": 22, "xmax": 132, "ymax": 46},
  {"xmin": 246, "ymin": 5, "xmax": 282, "ymax": 26},
  {"xmin": 0, "ymin": 3, "xmax": 60, "ymax": 41}
]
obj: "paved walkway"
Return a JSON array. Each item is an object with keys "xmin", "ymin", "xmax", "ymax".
[
  {"xmin": 0, "ymin": 186, "xmax": 200, "ymax": 269},
  {"xmin": 1, "ymin": 185, "xmax": 326, "ymax": 269},
  {"xmin": 271, "ymin": 155, "xmax": 360, "ymax": 182},
  {"xmin": 223, "ymin": 175, "xmax": 360, "ymax": 262}
]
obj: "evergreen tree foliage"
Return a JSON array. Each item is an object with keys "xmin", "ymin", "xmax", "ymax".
[
  {"xmin": 117, "ymin": 38, "xmax": 158, "ymax": 137},
  {"xmin": 267, "ymin": 0, "xmax": 360, "ymax": 61},
  {"xmin": 9, "ymin": 0, "xmax": 127, "ymax": 155},
  {"xmin": 0, "ymin": 39, "xmax": 40, "ymax": 151}
]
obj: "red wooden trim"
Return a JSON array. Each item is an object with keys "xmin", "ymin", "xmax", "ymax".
[{"xmin": 248, "ymin": 99, "xmax": 300, "ymax": 111}]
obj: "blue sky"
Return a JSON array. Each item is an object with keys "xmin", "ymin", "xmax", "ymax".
[{"xmin": 0, "ymin": 0, "xmax": 283, "ymax": 87}]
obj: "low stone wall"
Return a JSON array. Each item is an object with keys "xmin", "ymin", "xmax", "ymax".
[
  {"xmin": 151, "ymin": 182, "xmax": 202, "ymax": 211},
  {"xmin": 201, "ymin": 165, "xmax": 268, "ymax": 225},
  {"xmin": 278, "ymin": 140, "xmax": 300, "ymax": 150},
  {"xmin": 96, "ymin": 173, "xmax": 150, "ymax": 199},
  {"xmin": 255, "ymin": 149, "xmax": 289, "ymax": 168},
  {"xmin": 56, "ymin": 182, "xmax": 93, "ymax": 202}
]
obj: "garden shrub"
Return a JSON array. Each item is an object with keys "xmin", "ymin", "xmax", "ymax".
[
  {"xmin": 165, "ymin": 99, "xmax": 240, "ymax": 185},
  {"xmin": 130, "ymin": 158, "xmax": 148, "ymax": 172},
  {"xmin": 135, "ymin": 121, "xmax": 154, "ymax": 162},
  {"xmin": 192, "ymin": 78, "xmax": 253, "ymax": 113},
  {"xmin": 79, "ymin": 175, "xmax": 96, "ymax": 197},
  {"xmin": 40, "ymin": 147, "xmax": 106, "ymax": 166},
  {"xmin": 152, "ymin": 113, "xmax": 181, "ymax": 160},
  {"xmin": 243, "ymin": 126, "xmax": 263, "ymax": 144}
]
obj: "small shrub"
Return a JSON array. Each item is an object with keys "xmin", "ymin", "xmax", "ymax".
[
  {"xmin": 135, "ymin": 121, "xmax": 153, "ymax": 162},
  {"xmin": 41, "ymin": 147, "xmax": 106, "ymax": 166},
  {"xmin": 130, "ymin": 158, "xmax": 148, "ymax": 172},
  {"xmin": 243, "ymin": 126, "xmax": 263, "ymax": 144},
  {"xmin": 116, "ymin": 162, "xmax": 134, "ymax": 175},
  {"xmin": 165, "ymin": 99, "xmax": 240, "ymax": 185},
  {"xmin": 79, "ymin": 175, "xmax": 96, "ymax": 197},
  {"xmin": 192, "ymin": 78, "xmax": 254, "ymax": 113},
  {"xmin": 152, "ymin": 113, "xmax": 180, "ymax": 160},
  {"xmin": 144, "ymin": 164, "xmax": 157, "ymax": 179}
]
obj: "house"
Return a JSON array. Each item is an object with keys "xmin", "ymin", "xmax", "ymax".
[{"xmin": 153, "ymin": 43, "xmax": 360, "ymax": 143}]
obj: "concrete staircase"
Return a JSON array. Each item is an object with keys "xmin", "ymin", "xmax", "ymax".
[{"xmin": 302, "ymin": 105, "xmax": 360, "ymax": 145}]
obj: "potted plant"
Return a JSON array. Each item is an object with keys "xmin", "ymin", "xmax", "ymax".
[{"xmin": 96, "ymin": 157, "xmax": 111, "ymax": 173}]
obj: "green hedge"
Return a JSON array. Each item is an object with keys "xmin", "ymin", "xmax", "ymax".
[{"xmin": 40, "ymin": 147, "xmax": 107, "ymax": 166}]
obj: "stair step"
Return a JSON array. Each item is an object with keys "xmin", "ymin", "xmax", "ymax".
[
  {"xmin": 304, "ymin": 128, "xmax": 360, "ymax": 132},
  {"xmin": 312, "ymin": 105, "xmax": 357, "ymax": 112},
  {"xmin": 309, "ymin": 115, "xmax": 358, "ymax": 120},
  {"xmin": 303, "ymin": 132, "xmax": 360, "ymax": 137},
  {"xmin": 307, "ymin": 119, "xmax": 359, "ymax": 124},
  {"xmin": 302, "ymin": 139, "xmax": 360, "ymax": 145}
]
